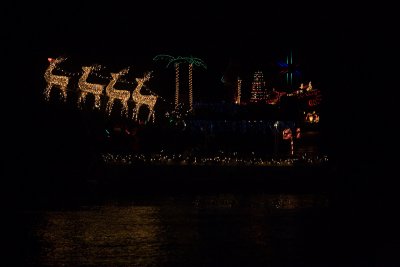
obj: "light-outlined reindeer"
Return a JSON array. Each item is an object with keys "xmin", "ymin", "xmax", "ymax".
[
  {"xmin": 77, "ymin": 65, "xmax": 105, "ymax": 109},
  {"xmin": 44, "ymin": 57, "xmax": 70, "ymax": 101},
  {"xmin": 132, "ymin": 72, "xmax": 158, "ymax": 123},
  {"xmin": 105, "ymin": 68, "xmax": 131, "ymax": 117}
]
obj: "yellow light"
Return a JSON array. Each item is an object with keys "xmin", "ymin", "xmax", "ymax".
[
  {"xmin": 175, "ymin": 63, "xmax": 180, "ymax": 109},
  {"xmin": 132, "ymin": 72, "xmax": 158, "ymax": 123},
  {"xmin": 105, "ymin": 68, "xmax": 131, "ymax": 117},
  {"xmin": 189, "ymin": 63, "xmax": 193, "ymax": 111},
  {"xmin": 77, "ymin": 65, "xmax": 104, "ymax": 109},
  {"xmin": 44, "ymin": 57, "xmax": 70, "ymax": 101},
  {"xmin": 237, "ymin": 77, "xmax": 242, "ymax": 105}
]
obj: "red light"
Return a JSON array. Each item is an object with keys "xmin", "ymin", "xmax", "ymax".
[{"xmin": 47, "ymin": 58, "xmax": 53, "ymax": 62}]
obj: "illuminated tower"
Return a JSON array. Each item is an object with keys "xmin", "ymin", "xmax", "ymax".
[{"xmin": 249, "ymin": 71, "xmax": 266, "ymax": 103}]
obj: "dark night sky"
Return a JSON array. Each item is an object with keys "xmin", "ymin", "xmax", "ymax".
[
  {"xmin": 4, "ymin": 4, "xmax": 398, "ymax": 264},
  {"xmin": 5, "ymin": 2, "xmax": 395, "ymax": 167}
]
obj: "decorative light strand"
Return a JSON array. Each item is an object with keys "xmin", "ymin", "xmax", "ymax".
[
  {"xmin": 101, "ymin": 151, "xmax": 329, "ymax": 167},
  {"xmin": 153, "ymin": 55, "xmax": 207, "ymax": 110},
  {"xmin": 44, "ymin": 57, "xmax": 70, "ymax": 101},
  {"xmin": 236, "ymin": 77, "xmax": 242, "ymax": 105},
  {"xmin": 175, "ymin": 63, "xmax": 180, "ymax": 109},
  {"xmin": 250, "ymin": 71, "xmax": 266, "ymax": 103},
  {"xmin": 77, "ymin": 65, "xmax": 104, "ymax": 109},
  {"xmin": 189, "ymin": 63, "xmax": 193, "ymax": 111},
  {"xmin": 105, "ymin": 68, "xmax": 131, "ymax": 117},
  {"xmin": 132, "ymin": 72, "xmax": 158, "ymax": 122},
  {"xmin": 43, "ymin": 57, "xmax": 194, "ymax": 122}
]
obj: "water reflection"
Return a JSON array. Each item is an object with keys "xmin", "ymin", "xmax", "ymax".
[
  {"xmin": 36, "ymin": 206, "xmax": 165, "ymax": 266},
  {"xmin": 23, "ymin": 194, "xmax": 330, "ymax": 266}
]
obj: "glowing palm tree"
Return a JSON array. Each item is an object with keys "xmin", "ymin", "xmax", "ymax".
[
  {"xmin": 153, "ymin": 55, "xmax": 206, "ymax": 111},
  {"xmin": 153, "ymin": 55, "xmax": 181, "ymax": 109},
  {"xmin": 184, "ymin": 56, "xmax": 207, "ymax": 111}
]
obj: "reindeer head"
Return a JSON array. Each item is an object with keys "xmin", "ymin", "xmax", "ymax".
[
  {"xmin": 82, "ymin": 64, "xmax": 102, "ymax": 73},
  {"xmin": 143, "ymin": 71, "xmax": 153, "ymax": 82},
  {"xmin": 136, "ymin": 72, "xmax": 153, "ymax": 85},
  {"xmin": 110, "ymin": 67, "xmax": 130, "ymax": 80},
  {"xmin": 91, "ymin": 64, "xmax": 102, "ymax": 72},
  {"xmin": 82, "ymin": 66, "xmax": 91, "ymax": 72}
]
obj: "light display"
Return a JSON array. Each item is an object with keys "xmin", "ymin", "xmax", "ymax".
[
  {"xmin": 282, "ymin": 128, "xmax": 301, "ymax": 156},
  {"xmin": 266, "ymin": 89, "xmax": 286, "ymax": 105},
  {"xmin": 101, "ymin": 151, "xmax": 328, "ymax": 167},
  {"xmin": 277, "ymin": 50, "xmax": 301, "ymax": 88},
  {"xmin": 42, "ymin": 57, "xmax": 194, "ymax": 123},
  {"xmin": 77, "ymin": 65, "xmax": 104, "ymax": 109},
  {"xmin": 175, "ymin": 63, "xmax": 180, "ymax": 109},
  {"xmin": 250, "ymin": 71, "xmax": 266, "ymax": 103},
  {"xmin": 132, "ymin": 72, "xmax": 158, "ymax": 122},
  {"xmin": 305, "ymin": 111, "xmax": 320, "ymax": 123},
  {"xmin": 236, "ymin": 77, "xmax": 242, "ymax": 105},
  {"xmin": 296, "ymin": 128, "xmax": 301, "ymax": 139},
  {"xmin": 105, "ymin": 68, "xmax": 131, "ymax": 117},
  {"xmin": 44, "ymin": 57, "xmax": 70, "ymax": 101},
  {"xmin": 283, "ymin": 128, "xmax": 292, "ymax": 140},
  {"xmin": 306, "ymin": 81, "xmax": 312, "ymax": 91},
  {"xmin": 295, "ymin": 81, "xmax": 322, "ymax": 107},
  {"xmin": 189, "ymin": 64, "xmax": 193, "ymax": 110},
  {"xmin": 153, "ymin": 55, "xmax": 206, "ymax": 111}
]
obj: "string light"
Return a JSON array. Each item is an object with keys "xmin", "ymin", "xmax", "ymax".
[
  {"xmin": 43, "ymin": 57, "xmax": 194, "ymax": 122},
  {"xmin": 77, "ymin": 65, "xmax": 104, "ymax": 109},
  {"xmin": 189, "ymin": 63, "xmax": 193, "ymax": 111},
  {"xmin": 175, "ymin": 63, "xmax": 180, "ymax": 109},
  {"xmin": 44, "ymin": 57, "xmax": 70, "ymax": 101},
  {"xmin": 153, "ymin": 55, "xmax": 206, "ymax": 110},
  {"xmin": 236, "ymin": 77, "xmax": 242, "ymax": 105},
  {"xmin": 101, "ymin": 151, "xmax": 328, "ymax": 167},
  {"xmin": 306, "ymin": 81, "xmax": 313, "ymax": 91},
  {"xmin": 105, "ymin": 68, "xmax": 131, "ymax": 117},
  {"xmin": 250, "ymin": 71, "xmax": 266, "ymax": 103},
  {"xmin": 305, "ymin": 111, "xmax": 320, "ymax": 123},
  {"xmin": 132, "ymin": 72, "xmax": 158, "ymax": 123}
]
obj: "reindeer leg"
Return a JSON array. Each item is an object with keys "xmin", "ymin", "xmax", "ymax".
[
  {"xmin": 61, "ymin": 87, "xmax": 68, "ymax": 102},
  {"xmin": 147, "ymin": 111, "xmax": 152, "ymax": 122},
  {"xmin": 106, "ymin": 99, "xmax": 114, "ymax": 115},
  {"xmin": 134, "ymin": 104, "xmax": 142, "ymax": 121},
  {"xmin": 44, "ymin": 83, "xmax": 52, "ymax": 101}
]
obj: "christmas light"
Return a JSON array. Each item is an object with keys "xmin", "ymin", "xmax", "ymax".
[
  {"xmin": 175, "ymin": 63, "xmax": 180, "ymax": 109},
  {"xmin": 189, "ymin": 63, "xmax": 193, "ymax": 110},
  {"xmin": 44, "ymin": 57, "xmax": 70, "ymax": 101},
  {"xmin": 105, "ymin": 68, "xmax": 131, "ymax": 117},
  {"xmin": 77, "ymin": 65, "xmax": 104, "ymax": 109},
  {"xmin": 153, "ymin": 55, "xmax": 206, "ymax": 111},
  {"xmin": 42, "ymin": 57, "xmax": 191, "ymax": 122},
  {"xmin": 101, "ymin": 151, "xmax": 328, "ymax": 167},
  {"xmin": 305, "ymin": 111, "xmax": 320, "ymax": 123},
  {"xmin": 132, "ymin": 72, "xmax": 158, "ymax": 122},
  {"xmin": 236, "ymin": 77, "xmax": 242, "ymax": 105},
  {"xmin": 250, "ymin": 71, "xmax": 266, "ymax": 103},
  {"xmin": 306, "ymin": 81, "xmax": 313, "ymax": 91}
]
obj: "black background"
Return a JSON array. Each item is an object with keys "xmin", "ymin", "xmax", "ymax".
[{"xmin": 4, "ymin": 1, "xmax": 398, "ymax": 265}]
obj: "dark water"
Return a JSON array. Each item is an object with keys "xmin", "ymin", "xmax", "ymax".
[{"xmin": 13, "ymin": 189, "xmax": 376, "ymax": 267}]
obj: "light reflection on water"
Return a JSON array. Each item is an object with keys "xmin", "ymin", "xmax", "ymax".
[{"xmin": 22, "ymin": 194, "xmax": 330, "ymax": 267}]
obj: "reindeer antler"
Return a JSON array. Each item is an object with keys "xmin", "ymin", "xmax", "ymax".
[
  {"xmin": 56, "ymin": 57, "xmax": 67, "ymax": 63},
  {"xmin": 91, "ymin": 64, "xmax": 103, "ymax": 71},
  {"xmin": 118, "ymin": 67, "xmax": 130, "ymax": 76},
  {"xmin": 143, "ymin": 71, "xmax": 153, "ymax": 82}
]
